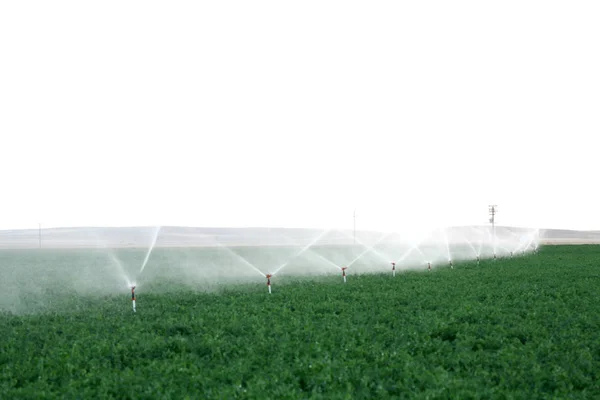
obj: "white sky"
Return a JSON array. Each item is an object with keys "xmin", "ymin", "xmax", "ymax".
[{"xmin": 1, "ymin": 1, "xmax": 599, "ymax": 232}]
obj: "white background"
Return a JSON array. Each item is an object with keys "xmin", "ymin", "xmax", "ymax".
[{"xmin": 1, "ymin": 1, "xmax": 598, "ymax": 231}]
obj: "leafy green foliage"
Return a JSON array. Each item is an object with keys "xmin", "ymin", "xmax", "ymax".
[{"xmin": 1, "ymin": 245, "xmax": 599, "ymax": 398}]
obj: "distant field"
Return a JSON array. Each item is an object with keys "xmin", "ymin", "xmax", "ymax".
[
  {"xmin": 540, "ymin": 238, "xmax": 600, "ymax": 245},
  {"xmin": 1, "ymin": 245, "xmax": 599, "ymax": 398}
]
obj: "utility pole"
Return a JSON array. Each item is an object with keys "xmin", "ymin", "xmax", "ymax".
[
  {"xmin": 489, "ymin": 205, "xmax": 497, "ymax": 258},
  {"xmin": 38, "ymin": 223, "xmax": 42, "ymax": 249},
  {"xmin": 353, "ymin": 209, "xmax": 356, "ymax": 245}
]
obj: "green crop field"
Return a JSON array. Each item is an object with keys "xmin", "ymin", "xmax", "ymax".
[{"xmin": 1, "ymin": 245, "xmax": 599, "ymax": 398}]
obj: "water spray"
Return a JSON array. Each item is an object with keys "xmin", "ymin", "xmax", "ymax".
[
  {"xmin": 427, "ymin": 262, "xmax": 431, "ymax": 272},
  {"xmin": 131, "ymin": 286, "xmax": 136, "ymax": 313},
  {"xmin": 391, "ymin": 262, "xmax": 396, "ymax": 277},
  {"xmin": 341, "ymin": 267, "xmax": 348, "ymax": 283},
  {"xmin": 139, "ymin": 226, "xmax": 162, "ymax": 275},
  {"xmin": 266, "ymin": 274, "xmax": 272, "ymax": 294}
]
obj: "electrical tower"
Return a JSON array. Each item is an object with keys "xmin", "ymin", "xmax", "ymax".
[{"xmin": 489, "ymin": 205, "xmax": 497, "ymax": 258}]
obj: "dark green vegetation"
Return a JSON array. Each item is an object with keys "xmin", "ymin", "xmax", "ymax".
[{"xmin": 1, "ymin": 245, "xmax": 599, "ymax": 399}]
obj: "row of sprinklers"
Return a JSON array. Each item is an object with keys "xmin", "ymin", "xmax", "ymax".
[
  {"xmin": 128, "ymin": 248, "xmax": 539, "ymax": 312},
  {"xmin": 127, "ymin": 205, "xmax": 539, "ymax": 312},
  {"xmin": 263, "ymin": 246, "xmax": 539, "ymax": 294}
]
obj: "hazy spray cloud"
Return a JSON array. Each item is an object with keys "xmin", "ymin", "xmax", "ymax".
[{"xmin": 1, "ymin": 1, "xmax": 598, "ymax": 231}]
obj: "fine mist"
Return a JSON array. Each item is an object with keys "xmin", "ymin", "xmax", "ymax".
[{"xmin": 0, "ymin": 225, "xmax": 540, "ymax": 314}]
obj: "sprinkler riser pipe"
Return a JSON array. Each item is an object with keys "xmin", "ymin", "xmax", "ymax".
[
  {"xmin": 131, "ymin": 286, "xmax": 136, "ymax": 313},
  {"xmin": 265, "ymin": 274, "xmax": 272, "ymax": 293}
]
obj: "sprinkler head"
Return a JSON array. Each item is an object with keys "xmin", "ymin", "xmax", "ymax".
[{"xmin": 391, "ymin": 262, "xmax": 396, "ymax": 269}]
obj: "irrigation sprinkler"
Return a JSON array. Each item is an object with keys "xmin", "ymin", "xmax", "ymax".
[
  {"xmin": 266, "ymin": 274, "xmax": 272, "ymax": 294},
  {"xmin": 510, "ymin": 251, "xmax": 513, "ymax": 258},
  {"xmin": 493, "ymin": 253, "xmax": 497, "ymax": 261},
  {"xmin": 449, "ymin": 260, "xmax": 454, "ymax": 269},
  {"xmin": 341, "ymin": 267, "xmax": 348, "ymax": 283},
  {"xmin": 131, "ymin": 286, "xmax": 136, "ymax": 313},
  {"xmin": 476, "ymin": 255, "xmax": 480, "ymax": 265},
  {"xmin": 391, "ymin": 262, "xmax": 396, "ymax": 277},
  {"xmin": 427, "ymin": 262, "xmax": 431, "ymax": 272}
]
